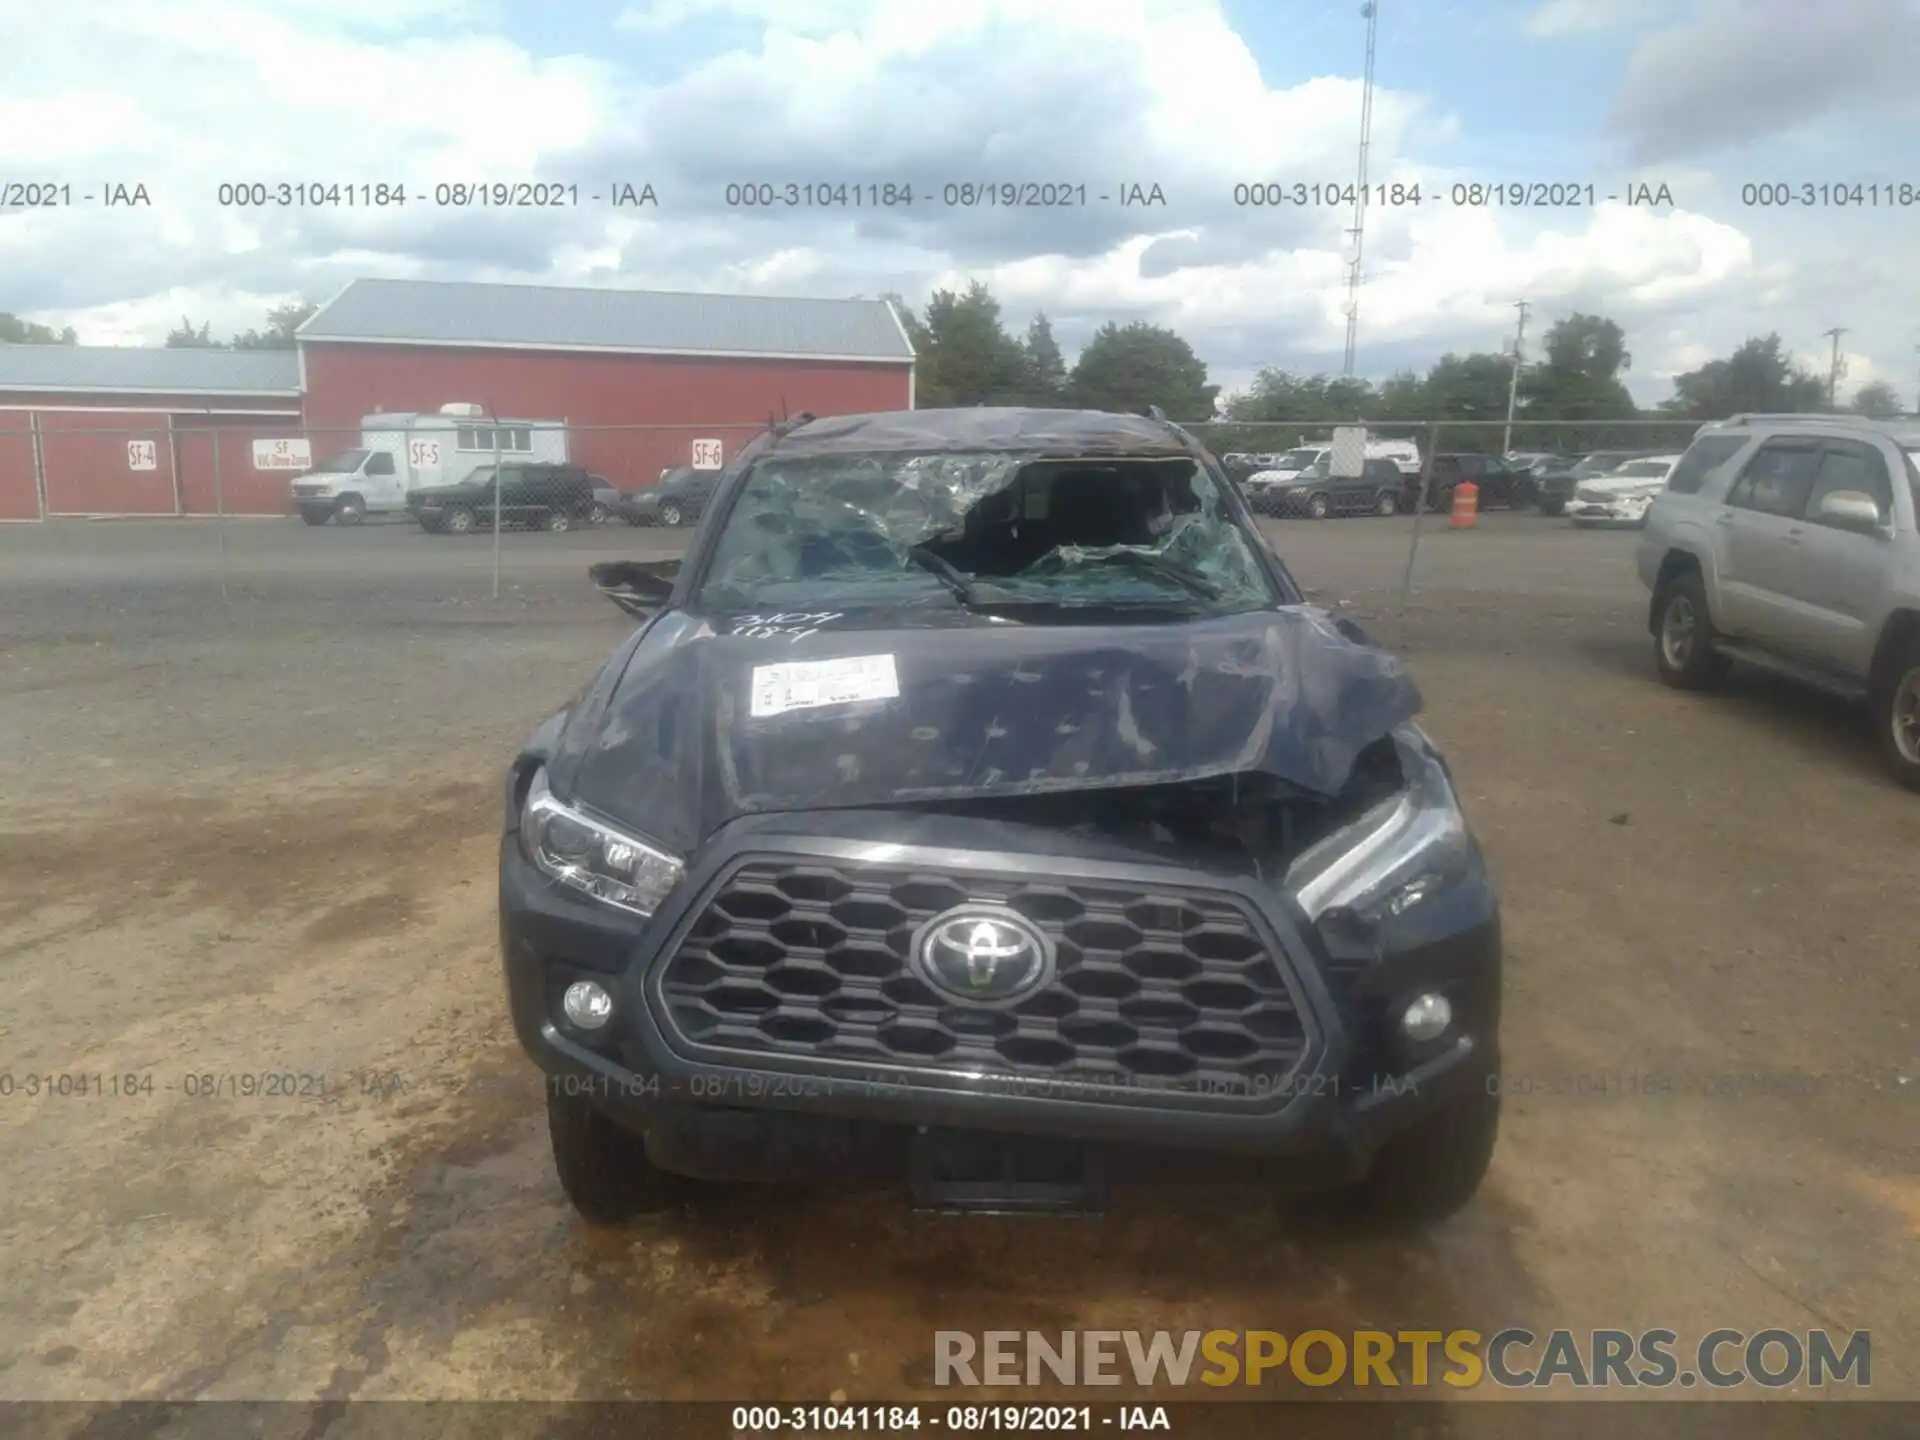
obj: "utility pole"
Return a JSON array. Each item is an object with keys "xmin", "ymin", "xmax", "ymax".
[
  {"xmin": 1822, "ymin": 327, "xmax": 1848, "ymax": 408},
  {"xmin": 1340, "ymin": 0, "xmax": 1379, "ymax": 378},
  {"xmin": 1502, "ymin": 299, "xmax": 1530, "ymax": 457}
]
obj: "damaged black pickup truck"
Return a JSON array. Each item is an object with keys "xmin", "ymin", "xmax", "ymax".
[{"xmin": 500, "ymin": 407, "xmax": 1501, "ymax": 1228}]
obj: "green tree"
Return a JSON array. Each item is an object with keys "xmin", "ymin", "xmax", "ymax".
[
  {"xmin": 1022, "ymin": 312, "xmax": 1067, "ymax": 404},
  {"xmin": 165, "ymin": 317, "xmax": 217, "ymax": 348},
  {"xmin": 1067, "ymin": 321, "xmax": 1218, "ymax": 419},
  {"xmin": 1539, "ymin": 312, "xmax": 1631, "ymax": 379},
  {"xmin": 231, "ymin": 300, "xmax": 317, "ymax": 349},
  {"xmin": 911, "ymin": 281, "xmax": 1028, "ymax": 407},
  {"xmin": 1372, "ymin": 369, "xmax": 1430, "ymax": 422},
  {"xmin": 1519, "ymin": 312, "xmax": 1640, "ymax": 449},
  {"xmin": 1850, "ymin": 378, "xmax": 1905, "ymax": 419},
  {"xmin": 1660, "ymin": 334, "xmax": 1826, "ymax": 420},
  {"xmin": 0, "ymin": 313, "xmax": 77, "ymax": 344}
]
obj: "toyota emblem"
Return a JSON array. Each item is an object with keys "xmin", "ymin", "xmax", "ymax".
[{"xmin": 911, "ymin": 906, "xmax": 1054, "ymax": 1005}]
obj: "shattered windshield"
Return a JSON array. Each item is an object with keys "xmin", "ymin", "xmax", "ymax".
[{"xmin": 697, "ymin": 450, "xmax": 1274, "ymax": 614}]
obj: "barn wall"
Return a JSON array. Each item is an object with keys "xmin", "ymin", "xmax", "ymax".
[
  {"xmin": 36, "ymin": 409, "xmax": 178, "ymax": 515},
  {"xmin": 0, "ymin": 394, "xmax": 302, "ymax": 516},
  {"xmin": 300, "ymin": 344, "xmax": 913, "ymax": 486},
  {"xmin": 173, "ymin": 415, "xmax": 317, "ymax": 515},
  {"xmin": 0, "ymin": 419, "xmax": 38, "ymax": 519}
]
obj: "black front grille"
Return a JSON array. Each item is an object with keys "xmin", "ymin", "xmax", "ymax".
[{"xmin": 657, "ymin": 859, "xmax": 1310, "ymax": 1107}]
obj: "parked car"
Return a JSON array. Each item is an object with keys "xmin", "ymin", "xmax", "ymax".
[
  {"xmin": 1261, "ymin": 456, "xmax": 1408, "ymax": 518},
  {"xmin": 1242, "ymin": 447, "xmax": 1329, "ymax": 511},
  {"xmin": 618, "ymin": 466, "xmax": 720, "ymax": 527},
  {"xmin": 1536, "ymin": 450, "xmax": 1663, "ymax": 517},
  {"xmin": 1407, "ymin": 453, "xmax": 1530, "ymax": 513},
  {"xmin": 408, "ymin": 462, "xmax": 599, "ymax": 534},
  {"xmin": 1638, "ymin": 413, "xmax": 1920, "ymax": 787},
  {"xmin": 1219, "ymin": 452, "xmax": 1275, "ymax": 483},
  {"xmin": 1568, "ymin": 454, "xmax": 1683, "ymax": 528},
  {"xmin": 588, "ymin": 475, "xmax": 623, "ymax": 525},
  {"xmin": 504, "ymin": 406, "xmax": 1502, "ymax": 1229}
]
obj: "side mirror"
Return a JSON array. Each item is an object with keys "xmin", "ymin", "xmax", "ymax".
[
  {"xmin": 1815, "ymin": 491, "xmax": 1888, "ymax": 536},
  {"xmin": 589, "ymin": 559, "xmax": 679, "ymax": 617}
]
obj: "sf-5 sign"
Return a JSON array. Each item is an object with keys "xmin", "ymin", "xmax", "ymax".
[
  {"xmin": 252, "ymin": 438, "xmax": 312, "ymax": 471},
  {"xmin": 691, "ymin": 438, "xmax": 724, "ymax": 470},
  {"xmin": 127, "ymin": 440, "xmax": 158, "ymax": 471}
]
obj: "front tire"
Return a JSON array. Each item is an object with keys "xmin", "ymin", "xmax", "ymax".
[
  {"xmin": 1539, "ymin": 496, "xmax": 1566, "ymax": 517},
  {"xmin": 544, "ymin": 510, "xmax": 572, "ymax": 533},
  {"xmin": 1306, "ymin": 492, "xmax": 1331, "ymax": 520},
  {"xmin": 298, "ymin": 505, "xmax": 331, "ymax": 526},
  {"xmin": 1873, "ymin": 643, "xmax": 1920, "ymax": 791},
  {"xmin": 659, "ymin": 501, "xmax": 684, "ymax": 527},
  {"xmin": 547, "ymin": 1090, "xmax": 678, "ymax": 1224},
  {"xmin": 1332, "ymin": 1087, "xmax": 1500, "ymax": 1229},
  {"xmin": 1374, "ymin": 490, "xmax": 1398, "ymax": 517},
  {"xmin": 334, "ymin": 493, "xmax": 366, "ymax": 526},
  {"xmin": 1652, "ymin": 571, "xmax": 1731, "ymax": 689},
  {"xmin": 443, "ymin": 506, "xmax": 476, "ymax": 535}
]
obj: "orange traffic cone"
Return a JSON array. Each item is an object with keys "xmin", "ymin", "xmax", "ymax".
[{"xmin": 1450, "ymin": 479, "xmax": 1479, "ymax": 529}]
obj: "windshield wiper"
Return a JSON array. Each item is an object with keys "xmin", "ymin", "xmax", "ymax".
[
  {"xmin": 1085, "ymin": 549, "xmax": 1223, "ymax": 601},
  {"xmin": 905, "ymin": 545, "xmax": 983, "ymax": 606}
]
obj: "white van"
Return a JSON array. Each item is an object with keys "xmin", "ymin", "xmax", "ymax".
[{"xmin": 292, "ymin": 403, "xmax": 568, "ymax": 525}]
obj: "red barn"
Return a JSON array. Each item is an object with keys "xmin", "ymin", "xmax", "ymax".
[
  {"xmin": 295, "ymin": 278, "xmax": 918, "ymax": 486},
  {"xmin": 0, "ymin": 348, "xmax": 303, "ymax": 519}
]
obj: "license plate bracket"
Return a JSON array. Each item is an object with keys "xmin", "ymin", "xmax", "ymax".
[{"xmin": 908, "ymin": 1128, "xmax": 1107, "ymax": 1215}]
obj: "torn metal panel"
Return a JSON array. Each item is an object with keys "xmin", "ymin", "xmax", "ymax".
[{"xmin": 761, "ymin": 407, "xmax": 1199, "ymax": 458}]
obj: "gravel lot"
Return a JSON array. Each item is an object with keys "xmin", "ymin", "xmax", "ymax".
[{"xmin": 2, "ymin": 513, "xmax": 1916, "ymax": 1422}]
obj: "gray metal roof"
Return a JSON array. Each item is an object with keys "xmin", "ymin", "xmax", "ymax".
[
  {"xmin": 298, "ymin": 278, "xmax": 915, "ymax": 363},
  {"xmin": 0, "ymin": 345, "xmax": 301, "ymax": 396}
]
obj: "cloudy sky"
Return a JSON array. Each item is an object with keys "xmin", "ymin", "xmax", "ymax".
[{"xmin": 4, "ymin": 0, "xmax": 1918, "ymax": 409}]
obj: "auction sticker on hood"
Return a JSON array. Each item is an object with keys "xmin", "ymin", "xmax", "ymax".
[{"xmin": 750, "ymin": 654, "xmax": 899, "ymax": 717}]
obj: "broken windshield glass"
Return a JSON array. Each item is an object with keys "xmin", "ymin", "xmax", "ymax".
[{"xmin": 698, "ymin": 450, "xmax": 1274, "ymax": 612}]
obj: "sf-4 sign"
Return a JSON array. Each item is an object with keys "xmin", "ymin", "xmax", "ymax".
[
  {"xmin": 127, "ymin": 441, "xmax": 158, "ymax": 471},
  {"xmin": 691, "ymin": 438, "xmax": 724, "ymax": 470}
]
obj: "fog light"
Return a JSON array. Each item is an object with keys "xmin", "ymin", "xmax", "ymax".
[
  {"xmin": 1400, "ymin": 992, "xmax": 1452, "ymax": 1042},
  {"xmin": 562, "ymin": 980, "xmax": 614, "ymax": 1030}
]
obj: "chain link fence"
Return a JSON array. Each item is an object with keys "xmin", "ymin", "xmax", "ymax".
[{"xmin": 0, "ymin": 411, "xmax": 1714, "ymax": 609}]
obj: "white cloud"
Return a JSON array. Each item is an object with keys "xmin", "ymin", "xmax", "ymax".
[
  {"xmin": 1522, "ymin": 0, "xmax": 1657, "ymax": 37},
  {"xmin": 4, "ymin": 0, "xmax": 1916, "ymax": 413}
]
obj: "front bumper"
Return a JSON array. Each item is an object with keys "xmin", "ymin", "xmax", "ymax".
[
  {"xmin": 500, "ymin": 805, "xmax": 1501, "ymax": 1178},
  {"xmin": 1568, "ymin": 495, "xmax": 1653, "ymax": 525}
]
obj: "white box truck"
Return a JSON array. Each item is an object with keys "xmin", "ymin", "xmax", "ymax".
[{"xmin": 291, "ymin": 403, "xmax": 569, "ymax": 525}]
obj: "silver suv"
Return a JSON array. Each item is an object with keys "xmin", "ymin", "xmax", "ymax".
[{"xmin": 1637, "ymin": 413, "xmax": 1920, "ymax": 787}]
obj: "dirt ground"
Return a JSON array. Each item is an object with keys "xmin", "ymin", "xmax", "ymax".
[{"xmin": 1, "ymin": 513, "xmax": 1915, "ymax": 1426}]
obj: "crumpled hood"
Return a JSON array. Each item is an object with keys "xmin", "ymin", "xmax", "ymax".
[{"xmin": 548, "ymin": 606, "xmax": 1422, "ymax": 853}]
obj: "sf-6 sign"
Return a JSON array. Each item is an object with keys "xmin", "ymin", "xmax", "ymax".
[
  {"xmin": 691, "ymin": 438, "xmax": 724, "ymax": 470},
  {"xmin": 252, "ymin": 438, "xmax": 312, "ymax": 471}
]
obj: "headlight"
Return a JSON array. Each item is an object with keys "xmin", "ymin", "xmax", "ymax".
[
  {"xmin": 519, "ymin": 767, "xmax": 684, "ymax": 916},
  {"xmin": 1284, "ymin": 727, "xmax": 1474, "ymax": 922}
]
